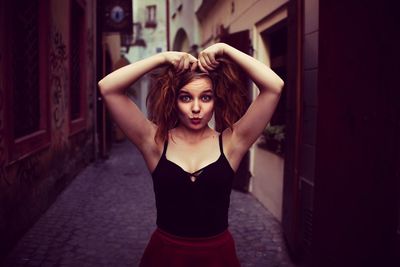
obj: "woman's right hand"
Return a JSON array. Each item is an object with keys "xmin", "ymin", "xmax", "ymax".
[{"xmin": 162, "ymin": 52, "xmax": 198, "ymax": 73}]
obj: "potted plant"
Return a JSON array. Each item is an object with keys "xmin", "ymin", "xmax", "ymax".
[{"xmin": 258, "ymin": 124, "xmax": 285, "ymax": 156}]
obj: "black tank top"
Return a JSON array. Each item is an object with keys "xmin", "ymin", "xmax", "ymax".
[{"xmin": 151, "ymin": 134, "xmax": 235, "ymax": 237}]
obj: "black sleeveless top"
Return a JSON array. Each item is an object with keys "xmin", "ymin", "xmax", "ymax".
[{"xmin": 151, "ymin": 134, "xmax": 235, "ymax": 237}]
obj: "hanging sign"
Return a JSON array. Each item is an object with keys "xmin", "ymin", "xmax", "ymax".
[{"xmin": 103, "ymin": 0, "xmax": 133, "ymax": 33}]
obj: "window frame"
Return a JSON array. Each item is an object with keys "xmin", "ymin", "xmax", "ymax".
[
  {"xmin": 4, "ymin": 0, "xmax": 50, "ymax": 163},
  {"xmin": 145, "ymin": 5, "xmax": 157, "ymax": 28}
]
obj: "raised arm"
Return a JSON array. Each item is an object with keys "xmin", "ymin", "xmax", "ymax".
[
  {"xmin": 98, "ymin": 52, "xmax": 196, "ymax": 155},
  {"xmin": 198, "ymin": 43, "xmax": 284, "ymax": 161}
]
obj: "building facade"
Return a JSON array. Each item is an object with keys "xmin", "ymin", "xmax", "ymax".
[
  {"xmin": 124, "ymin": 0, "xmax": 168, "ymax": 117},
  {"xmin": 0, "ymin": 0, "xmax": 98, "ymax": 260}
]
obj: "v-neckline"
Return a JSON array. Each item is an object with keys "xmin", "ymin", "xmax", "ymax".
[
  {"xmin": 164, "ymin": 154, "xmax": 222, "ymax": 176},
  {"xmin": 163, "ymin": 133, "xmax": 222, "ymax": 182}
]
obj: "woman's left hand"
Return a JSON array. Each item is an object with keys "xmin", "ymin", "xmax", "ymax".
[{"xmin": 197, "ymin": 43, "xmax": 226, "ymax": 72}]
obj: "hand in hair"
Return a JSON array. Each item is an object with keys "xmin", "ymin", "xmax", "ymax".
[
  {"xmin": 198, "ymin": 43, "xmax": 224, "ymax": 72},
  {"xmin": 162, "ymin": 51, "xmax": 198, "ymax": 73}
]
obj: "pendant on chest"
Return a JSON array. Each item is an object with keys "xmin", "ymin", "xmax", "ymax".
[{"xmin": 189, "ymin": 169, "xmax": 204, "ymax": 183}]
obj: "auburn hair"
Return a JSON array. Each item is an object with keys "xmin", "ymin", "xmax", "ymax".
[{"xmin": 147, "ymin": 58, "xmax": 248, "ymax": 143}]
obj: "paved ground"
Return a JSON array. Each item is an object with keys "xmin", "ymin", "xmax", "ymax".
[{"xmin": 1, "ymin": 140, "xmax": 296, "ymax": 267}]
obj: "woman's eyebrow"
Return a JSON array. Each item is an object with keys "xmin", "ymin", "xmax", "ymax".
[{"xmin": 178, "ymin": 89, "xmax": 213, "ymax": 94}]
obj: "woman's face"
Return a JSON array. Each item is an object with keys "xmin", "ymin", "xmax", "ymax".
[{"xmin": 176, "ymin": 77, "xmax": 214, "ymax": 131}]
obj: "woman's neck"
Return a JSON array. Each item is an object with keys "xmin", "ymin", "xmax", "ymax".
[{"xmin": 172, "ymin": 125, "xmax": 215, "ymax": 143}]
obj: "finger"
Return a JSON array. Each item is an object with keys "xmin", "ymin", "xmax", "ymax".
[
  {"xmin": 204, "ymin": 60, "xmax": 216, "ymax": 71},
  {"xmin": 204, "ymin": 55, "xmax": 219, "ymax": 70},
  {"xmin": 205, "ymin": 53, "xmax": 220, "ymax": 69},
  {"xmin": 205, "ymin": 59, "xmax": 219, "ymax": 71},
  {"xmin": 188, "ymin": 55, "xmax": 198, "ymax": 71},
  {"xmin": 169, "ymin": 55, "xmax": 179, "ymax": 69},
  {"xmin": 200, "ymin": 54, "xmax": 213, "ymax": 71},
  {"xmin": 188, "ymin": 54, "xmax": 198, "ymax": 63},
  {"xmin": 177, "ymin": 55, "xmax": 185, "ymax": 72},
  {"xmin": 202, "ymin": 53, "xmax": 213, "ymax": 67},
  {"xmin": 210, "ymin": 61, "xmax": 220, "ymax": 70},
  {"xmin": 183, "ymin": 56, "xmax": 190, "ymax": 70},
  {"xmin": 209, "ymin": 61, "xmax": 220, "ymax": 71},
  {"xmin": 190, "ymin": 61, "xmax": 198, "ymax": 72},
  {"xmin": 199, "ymin": 56, "xmax": 213, "ymax": 71},
  {"xmin": 208, "ymin": 54, "xmax": 220, "ymax": 68},
  {"xmin": 199, "ymin": 52, "xmax": 213, "ymax": 70},
  {"xmin": 197, "ymin": 60, "xmax": 208, "ymax": 73}
]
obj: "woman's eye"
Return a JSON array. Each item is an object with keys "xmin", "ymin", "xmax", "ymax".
[
  {"xmin": 179, "ymin": 95, "xmax": 191, "ymax": 102},
  {"xmin": 201, "ymin": 95, "xmax": 213, "ymax": 102}
]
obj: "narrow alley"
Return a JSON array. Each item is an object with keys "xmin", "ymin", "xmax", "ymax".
[{"xmin": 1, "ymin": 140, "xmax": 295, "ymax": 267}]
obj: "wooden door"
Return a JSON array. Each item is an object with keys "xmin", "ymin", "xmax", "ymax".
[{"xmin": 281, "ymin": 0, "xmax": 303, "ymax": 260}]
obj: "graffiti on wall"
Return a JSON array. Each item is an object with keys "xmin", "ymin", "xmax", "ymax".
[
  {"xmin": 49, "ymin": 27, "xmax": 68, "ymax": 147},
  {"xmin": 15, "ymin": 154, "xmax": 41, "ymax": 189}
]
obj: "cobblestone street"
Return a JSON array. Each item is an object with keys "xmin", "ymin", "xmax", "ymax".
[{"xmin": 2, "ymin": 141, "xmax": 296, "ymax": 267}]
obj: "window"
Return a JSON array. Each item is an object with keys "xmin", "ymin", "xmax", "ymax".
[
  {"xmin": 6, "ymin": 0, "xmax": 50, "ymax": 160},
  {"xmin": 13, "ymin": 1, "xmax": 40, "ymax": 138},
  {"xmin": 145, "ymin": 5, "xmax": 157, "ymax": 28},
  {"xmin": 69, "ymin": 0, "xmax": 86, "ymax": 134}
]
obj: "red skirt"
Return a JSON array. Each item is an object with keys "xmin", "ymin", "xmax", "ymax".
[{"xmin": 139, "ymin": 228, "xmax": 241, "ymax": 267}]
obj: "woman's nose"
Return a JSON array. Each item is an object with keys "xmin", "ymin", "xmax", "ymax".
[{"xmin": 192, "ymin": 99, "xmax": 200, "ymax": 113}]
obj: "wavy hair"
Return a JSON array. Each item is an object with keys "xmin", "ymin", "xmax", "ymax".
[{"xmin": 147, "ymin": 58, "xmax": 248, "ymax": 142}]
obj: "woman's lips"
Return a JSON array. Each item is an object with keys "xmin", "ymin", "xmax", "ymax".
[{"xmin": 190, "ymin": 118, "xmax": 202, "ymax": 125}]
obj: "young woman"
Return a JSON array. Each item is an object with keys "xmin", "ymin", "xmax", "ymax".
[{"xmin": 98, "ymin": 42, "xmax": 284, "ymax": 267}]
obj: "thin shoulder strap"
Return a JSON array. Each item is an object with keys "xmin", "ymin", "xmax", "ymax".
[
  {"xmin": 218, "ymin": 133, "xmax": 224, "ymax": 154},
  {"xmin": 162, "ymin": 139, "xmax": 168, "ymax": 157}
]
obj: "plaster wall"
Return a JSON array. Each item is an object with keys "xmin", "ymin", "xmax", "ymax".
[
  {"xmin": 124, "ymin": 0, "xmax": 167, "ymax": 116},
  {"xmin": 198, "ymin": 0, "xmax": 288, "ymax": 47},
  {"xmin": 252, "ymin": 147, "xmax": 284, "ymax": 220},
  {"xmin": 169, "ymin": 0, "xmax": 201, "ymax": 50},
  {"xmin": 130, "ymin": 0, "xmax": 167, "ymax": 59}
]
